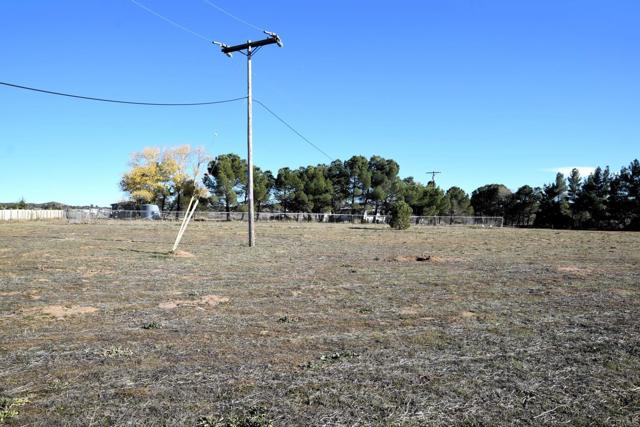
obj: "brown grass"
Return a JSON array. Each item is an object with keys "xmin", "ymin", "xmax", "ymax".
[{"xmin": 1, "ymin": 221, "xmax": 639, "ymax": 426}]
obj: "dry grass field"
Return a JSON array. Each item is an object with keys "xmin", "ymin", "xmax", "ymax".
[{"xmin": 1, "ymin": 221, "xmax": 639, "ymax": 426}]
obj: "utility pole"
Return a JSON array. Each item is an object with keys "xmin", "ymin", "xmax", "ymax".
[
  {"xmin": 426, "ymin": 171, "xmax": 441, "ymax": 186},
  {"xmin": 214, "ymin": 32, "xmax": 283, "ymax": 247}
]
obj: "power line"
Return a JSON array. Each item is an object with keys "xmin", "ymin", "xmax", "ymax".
[
  {"xmin": 0, "ymin": 80, "xmax": 333, "ymax": 162},
  {"xmin": 0, "ymin": 81, "xmax": 246, "ymax": 106},
  {"xmin": 254, "ymin": 99, "xmax": 334, "ymax": 161},
  {"xmin": 202, "ymin": 0, "xmax": 265, "ymax": 33},
  {"xmin": 129, "ymin": 0, "xmax": 211, "ymax": 42}
]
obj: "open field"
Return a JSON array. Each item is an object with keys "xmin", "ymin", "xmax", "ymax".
[{"xmin": 1, "ymin": 221, "xmax": 639, "ymax": 426}]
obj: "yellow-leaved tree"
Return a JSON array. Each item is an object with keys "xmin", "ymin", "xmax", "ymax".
[
  {"xmin": 120, "ymin": 145, "xmax": 210, "ymax": 211},
  {"xmin": 165, "ymin": 145, "xmax": 210, "ymax": 215}
]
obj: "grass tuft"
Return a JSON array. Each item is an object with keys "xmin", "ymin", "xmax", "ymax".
[{"xmin": 0, "ymin": 397, "xmax": 29, "ymax": 423}]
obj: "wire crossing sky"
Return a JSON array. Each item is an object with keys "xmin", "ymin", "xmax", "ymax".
[
  {"xmin": 202, "ymin": 0, "xmax": 266, "ymax": 34},
  {"xmin": 129, "ymin": 0, "xmax": 212, "ymax": 41},
  {"xmin": 1, "ymin": 0, "xmax": 639, "ymax": 206},
  {"xmin": 0, "ymin": 81, "xmax": 331, "ymax": 161},
  {"xmin": 254, "ymin": 100, "xmax": 333, "ymax": 161},
  {"xmin": 0, "ymin": 81, "xmax": 246, "ymax": 106}
]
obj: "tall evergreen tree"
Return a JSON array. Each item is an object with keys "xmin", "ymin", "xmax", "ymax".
[
  {"xmin": 567, "ymin": 168, "xmax": 582, "ymax": 203},
  {"xmin": 301, "ymin": 165, "xmax": 334, "ymax": 213},
  {"xmin": 567, "ymin": 168, "xmax": 582, "ymax": 226},
  {"xmin": 609, "ymin": 160, "xmax": 640, "ymax": 230},
  {"xmin": 623, "ymin": 160, "xmax": 640, "ymax": 229},
  {"xmin": 554, "ymin": 173, "xmax": 568, "ymax": 203},
  {"xmin": 535, "ymin": 173, "xmax": 571, "ymax": 228},
  {"xmin": 253, "ymin": 167, "xmax": 275, "ymax": 213},
  {"xmin": 445, "ymin": 187, "xmax": 474, "ymax": 217},
  {"xmin": 327, "ymin": 160, "xmax": 350, "ymax": 213},
  {"xmin": 420, "ymin": 184, "xmax": 449, "ymax": 216},
  {"xmin": 576, "ymin": 167, "xmax": 611, "ymax": 228},
  {"xmin": 345, "ymin": 155, "xmax": 371, "ymax": 215},
  {"xmin": 383, "ymin": 177, "xmax": 406, "ymax": 213},
  {"xmin": 368, "ymin": 156, "xmax": 400, "ymax": 216},
  {"xmin": 507, "ymin": 185, "xmax": 541, "ymax": 226},
  {"xmin": 399, "ymin": 177, "xmax": 423, "ymax": 214},
  {"xmin": 274, "ymin": 167, "xmax": 309, "ymax": 212},
  {"xmin": 203, "ymin": 153, "xmax": 246, "ymax": 220},
  {"xmin": 471, "ymin": 184, "xmax": 512, "ymax": 217}
]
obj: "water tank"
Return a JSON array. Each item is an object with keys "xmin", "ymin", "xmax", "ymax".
[{"xmin": 141, "ymin": 204, "xmax": 161, "ymax": 220}]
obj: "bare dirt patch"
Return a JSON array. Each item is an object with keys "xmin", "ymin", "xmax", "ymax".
[
  {"xmin": 390, "ymin": 255, "xmax": 431, "ymax": 262},
  {"xmin": 0, "ymin": 291, "xmax": 40, "ymax": 299},
  {"xmin": 429, "ymin": 255, "xmax": 467, "ymax": 264},
  {"xmin": 81, "ymin": 268, "xmax": 114, "ymax": 278},
  {"xmin": 399, "ymin": 306, "xmax": 420, "ymax": 316},
  {"xmin": 613, "ymin": 288, "xmax": 635, "ymax": 297},
  {"xmin": 22, "ymin": 305, "xmax": 98, "ymax": 320},
  {"xmin": 0, "ymin": 291, "xmax": 21, "ymax": 297},
  {"xmin": 556, "ymin": 265, "xmax": 593, "ymax": 277},
  {"xmin": 158, "ymin": 294, "xmax": 229, "ymax": 309},
  {"xmin": 170, "ymin": 249, "xmax": 195, "ymax": 258}
]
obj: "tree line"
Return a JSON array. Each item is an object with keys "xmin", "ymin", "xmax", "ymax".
[
  {"xmin": 120, "ymin": 146, "xmax": 640, "ymax": 230},
  {"xmin": 475, "ymin": 160, "xmax": 640, "ymax": 230},
  {"xmin": 201, "ymin": 153, "xmax": 473, "ymax": 220}
]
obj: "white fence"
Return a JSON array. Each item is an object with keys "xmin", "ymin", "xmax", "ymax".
[
  {"xmin": 0, "ymin": 209, "xmax": 66, "ymax": 221},
  {"xmin": 65, "ymin": 209, "xmax": 503, "ymax": 227}
]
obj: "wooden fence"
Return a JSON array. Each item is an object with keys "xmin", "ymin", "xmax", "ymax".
[{"xmin": 0, "ymin": 209, "xmax": 66, "ymax": 221}]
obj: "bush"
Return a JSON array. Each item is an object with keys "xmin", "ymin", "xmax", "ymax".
[
  {"xmin": 389, "ymin": 201, "xmax": 412, "ymax": 230},
  {"xmin": 197, "ymin": 407, "xmax": 273, "ymax": 427},
  {"xmin": 0, "ymin": 397, "xmax": 29, "ymax": 422}
]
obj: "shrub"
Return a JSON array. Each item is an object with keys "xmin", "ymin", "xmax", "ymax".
[
  {"xmin": 0, "ymin": 397, "xmax": 29, "ymax": 422},
  {"xmin": 389, "ymin": 201, "xmax": 412, "ymax": 230},
  {"xmin": 197, "ymin": 407, "xmax": 273, "ymax": 427}
]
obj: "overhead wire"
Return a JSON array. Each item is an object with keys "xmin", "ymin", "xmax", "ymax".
[
  {"xmin": 0, "ymin": 81, "xmax": 246, "ymax": 106},
  {"xmin": 196, "ymin": 2, "xmax": 332, "ymax": 160},
  {"xmin": 202, "ymin": 0, "xmax": 265, "ymax": 33},
  {"xmin": 1, "ymin": 79, "xmax": 334, "ymax": 161},
  {"xmin": 129, "ymin": 0, "xmax": 211, "ymax": 42},
  {"xmin": 3, "ymin": 2, "xmax": 332, "ymax": 161},
  {"xmin": 254, "ymin": 99, "xmax": 334, "ymax": 161}
]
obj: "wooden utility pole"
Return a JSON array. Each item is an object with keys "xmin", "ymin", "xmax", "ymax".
[
  {"xmin": 246, "ymin": 44, "xmax": 254, "ymax": 246},
  {"xmin": 426, "ymin": 171, "xmax": 442, "ymax": 186},
  {"xmin": 214, "ymin": 32, "xmax": 283, "ymax": 247}
]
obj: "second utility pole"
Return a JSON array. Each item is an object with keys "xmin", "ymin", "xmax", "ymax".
[{"xmin": 214, "ymin": 32, "xmax": 283, "ymax": 247}]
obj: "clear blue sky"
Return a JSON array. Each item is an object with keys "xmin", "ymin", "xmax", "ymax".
[{"xmin": 1, "ymin": 0, "xmax": 638, "ymax": 206}]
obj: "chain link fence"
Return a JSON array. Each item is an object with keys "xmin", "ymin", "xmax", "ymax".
[{"xmin": 65, "ymin": 209, "xmax": 503, "ymax": 227}]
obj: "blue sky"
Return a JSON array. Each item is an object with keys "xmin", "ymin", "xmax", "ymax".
[{"xmin": 1, "ymin": 0, "xmax": 638, "ymax": 206}]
